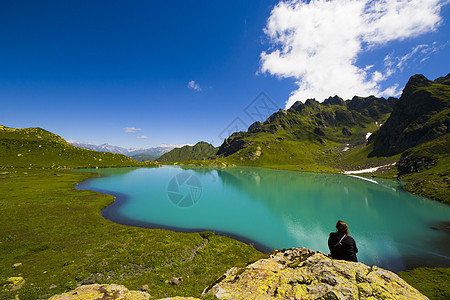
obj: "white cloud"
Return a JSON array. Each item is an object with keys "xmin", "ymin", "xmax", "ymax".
[
  {"xmin": 384, "ymin": 42, "xmax": 447, "ymax": 71},
  {"xmin": 137, "ymin": 135, "xmax": 148, "ymax": 139},
  {"xmin": 124, "ymin": 127, "xmax": 142, "ymax": 133},
  {"xmin": 187, "ymin": 80, "xmax": 202, "ymax": 91},
  {"xmin": 157, "ymin": 143, "xmax": 194, "ymax": 148},
  {"xmin": 260, "ymin": 0, "xmax": 446, "ymax": 108}
]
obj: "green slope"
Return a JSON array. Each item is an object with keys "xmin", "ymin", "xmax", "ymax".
[
  {"xmin": 0, "ymin": 171, "xmax": 263, "ymax": 299},
  {"xmin": 157, "ymin": 141, "xmax": 217, "ymax": 162},
  {"xmin": 396, "ymin": 135, "xmax": 450, "ymax": 203},
  {"xmin": 0, "ymin": 125, "xmax": 156, "ymax": 171},
  {"xmin": 370, "ymin": 74, "xmax": 449, "ymax": 156},
  {"xmin": 343, "ymin": 74, "xmax": 450, "ymax": 203},
  {"xmin": 131, "ymin": 152, "xmax": 162, "ymax": 162},
  {"xmin": 185, "ymin": 74, "xmax": 449, "ymax": 203},
  {"xmin": 0, "ymin": 126, "xmax": 263, "ymax": 299},
  {"xmin": 211, "ymin": 95, "xmax": 395, "ymax": 171}
]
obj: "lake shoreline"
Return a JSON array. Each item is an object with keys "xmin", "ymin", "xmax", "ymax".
[
  {"xmin": 74, "ymin": 166, "xmax": 450, "ymax": 273},
  {"xmin": 76, "ymin": 180, "xmax": 273, "ymax": 254}
]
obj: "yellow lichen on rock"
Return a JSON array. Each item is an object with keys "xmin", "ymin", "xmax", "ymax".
[
  {"xmin": 3, "ymin": 277, "xmax": 25, "ymax": 292},
  {"xmin": 48, "ymin": 247, "xmax": 429, "ymax": 300},
  {"xmin": 159, "ymin": 298, "xmax": 200, "ymax": 300},
  {"xmin": 202, "ymin": 247, "xmax": 429, "ymax": 300},
  {"xmin": 49, "ymin": 284, "xmax": 151, "ymax": 300}
]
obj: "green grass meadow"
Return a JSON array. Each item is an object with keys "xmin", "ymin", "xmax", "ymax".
[{"xmin": 0, "ymin": 171, "xmax": 264, "ymax": 299}]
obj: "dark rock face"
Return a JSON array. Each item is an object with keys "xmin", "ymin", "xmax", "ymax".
[
  {"xmin": 342, "ymin": 127, "xmax": 352, "ymax": 136},
  {"xmin": 397, "ymin": 152, "xmax": 437, "ymax": 175},
  {"xmin": 314, "ymin": 128, "xmax": 326, "ymax": 136},
  {"xmin": 288, "ymin": 101, "xmax": 305, "ymax": 113},
  {"xmin": 248, "ymin": 121, "xmax": 263, "ymax": 133},
  {"xmin": 216, "ymin": 132, "xmax": 250, "ymax": 157},
  {"xmin": 305, "ymin": 98, "xmax": 320, "ymax": 107},
  {"xmin": 334, "ymin": 109, "xmax": 356, "ymax": 126},
  {"xmin": 434, "ymin": 73, "xmax": 450, "ymax": 85},
  {"xmin": 264, "ymin": 109, "xmax": 288, "ymax": 124},
  {"xmin": 324, "ymin": 95, "xmax": 345, "ymax": 106},
  {"xmin": 347, "ymin": 96, "xmax": 396, "ymax": 119},
  {"xmin": 370, "ymin": 74, "xmax": 449, "ymax": 157}
]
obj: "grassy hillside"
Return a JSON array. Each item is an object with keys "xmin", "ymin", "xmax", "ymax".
[
  {"xmin": 181, "ymin": 74, "xmax": 449, "ymax": 204},
  {"xmin": 396, "ymin": 135, "xmax": 450, "ymax": 203},
  {"xmin": 398, "ymin": 267, "xmax": 450, "ymax": 300},
  {"xmin": 0, "ymin": 125, "xmax": 156, "ymax": 171},
  {"xmin": 370, "ymin": 74, "xmax": 449, "ymax": 156},
  {"xmin": 0, "ymin": 171, "xmax": 264, "ymax": 299},
  {"xmin": 210, "ymin": 96, "xmax": 394, "ymax": 171},
  {"xmin": 157, "ymin": 141, "xmax": 217, "ymax": 162},
  {"xmin": 0, "ymin": 125, "xmax": 263, "ymax": 299},
  {"xmin": 131, "ymin": 152, "xmax": 163, "ymax": 162}
]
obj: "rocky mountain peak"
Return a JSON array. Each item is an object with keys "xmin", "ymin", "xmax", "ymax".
[
  {"xmin": 323, "ymin": 95, "xmax": 345, "ymax": 106},
  {"xmin": 288, "ymin": 100, "xmax": 305, "ymax": 113},
  {"xmin": 370, "ymin": 74, "xmax": 449, "ymax": 156},
  {"xmin": 248, "ymin": 121, "xmax": 263, "ymax": 132},
  {"xmin": 401, "ymin": 74, "xmax": 433, "ymax": 98},
  {"xmin": 434, "ymin": 72, "xmax": 450, "ymax": 85},
  {"xmin": 305, "ymin": 98, "xmax": 319, "ymax": 107}
]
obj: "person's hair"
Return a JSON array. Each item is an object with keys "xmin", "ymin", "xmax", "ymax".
[{"xmin": 336, "ymin": 220, "xmax": 349, "ymax": 235}]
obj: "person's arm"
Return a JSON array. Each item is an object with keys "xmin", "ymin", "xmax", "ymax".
[{"xmin": 353, "ymin": 238, "xmax": 358, "ymax": 254}]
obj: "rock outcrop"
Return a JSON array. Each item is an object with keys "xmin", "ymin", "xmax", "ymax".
[
  {"xmin": 49, "ymin": 249, "xmax": 428, "ymax": 300},
  {"xmin": 49, "ymin": 284, "xmax": 151, "ymax": 300},
  {"xmin": 202, "ymin": 247, "xmax": 428, "ymax": 300}
]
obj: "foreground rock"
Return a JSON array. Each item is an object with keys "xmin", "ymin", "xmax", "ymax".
[
  {"xmin": 49, "ymin": 284, "xmax": 150, "ymax": 300},
  {"xmin": 202, "ymin": 247, "xmax": 428, "ymax": 300},
  {"xmin": 50, "ymin": 248, "xmax": 428, "ymax": 300},
  {"xmin": 2, "ymin": 277, "xmax": 25, "ymax": 292}
]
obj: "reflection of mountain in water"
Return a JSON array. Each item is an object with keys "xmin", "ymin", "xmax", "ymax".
[
  {"xmin": 79, "ymin": 165, "xmax": 450, "ymax": 271},
  {"xmin": 214, "ymin": 167, "xmax": 403, "ymax": 224},
  {"xmin": 209, "ymin": 166, "xmax": 450, "ymax": 271}
]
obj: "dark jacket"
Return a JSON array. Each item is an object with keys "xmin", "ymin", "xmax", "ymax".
[{"xmin": 328, "ymin": 232, "xmax": 358, "ymax": 262}]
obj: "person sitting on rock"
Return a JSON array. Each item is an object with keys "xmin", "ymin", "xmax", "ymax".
[{"xmin": 328, "ymin": 220, "xmax": 358, "ymax": 262}]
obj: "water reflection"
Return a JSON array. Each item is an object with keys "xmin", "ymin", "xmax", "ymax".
[{"xmin": 76, "ymin": 166, "xmax": 450, "ymax": 271}]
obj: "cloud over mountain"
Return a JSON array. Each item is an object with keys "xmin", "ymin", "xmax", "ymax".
[{"xmin": 260, "ymin": 0, "xmax": 447, "ymax": 108}]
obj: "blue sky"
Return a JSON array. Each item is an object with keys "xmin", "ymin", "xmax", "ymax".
[{"xmin": 1, "ymin": 0, "xmax": 449, "ymax": 148}]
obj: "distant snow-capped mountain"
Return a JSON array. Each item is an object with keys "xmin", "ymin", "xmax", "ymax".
[{"xmin": 69, "ymin": 141, "xmax": 179, "ymax": 157}]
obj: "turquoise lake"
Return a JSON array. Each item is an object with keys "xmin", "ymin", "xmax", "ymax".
[{"xmin": 76, "ymin": 165, "xmax": 450, "ymax": 271}]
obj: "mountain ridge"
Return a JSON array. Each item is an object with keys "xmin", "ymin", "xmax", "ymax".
[
  {"xmin": 157, "ymin": 141, "xmax": 218, "ymax": 162},
  {"xmin": 69, "ymin": 141, "xmax": 179, "ymax": 157},
  {"xmin": 369, "ymin": 73, "xmax": 449, "ymax": 157},
  {"xmin": 186, "ymin": 73, "xmax": 449, "ymax": 203}
]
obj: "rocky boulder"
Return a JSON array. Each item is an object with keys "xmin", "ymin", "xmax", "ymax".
[
  {"xmin": 49, "ymin": 284, "xmax": 151, "ymax": 300},
  {"xmin": 202, "ymin": 247, "xmax": 428, "ymax": 300}
]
